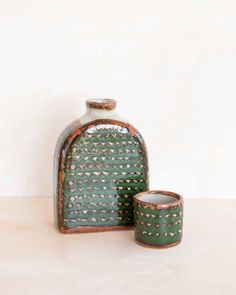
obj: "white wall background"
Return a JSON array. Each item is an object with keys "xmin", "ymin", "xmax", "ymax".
[{"xmin": 0, "ymin": 0, "xmax": 236, "ymax": 198}]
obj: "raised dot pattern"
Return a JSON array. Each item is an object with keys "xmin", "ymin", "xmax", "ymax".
[
  {"xmin": 134, "ymin": 203, "xmax": 183, "ymax": 245},
  {"xmin": 63, "ymin": 124, "xmax": 148, "ymax": 228}
]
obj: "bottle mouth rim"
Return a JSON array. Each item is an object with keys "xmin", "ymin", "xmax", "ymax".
[{"xmin": 86, "ymin": 98, "xmax": 117, "ymax": 110}]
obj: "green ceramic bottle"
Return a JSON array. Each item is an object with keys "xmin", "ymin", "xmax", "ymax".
[{"xmin": 54, "ymin": 99, "xmax": 149, "ymax": 233}]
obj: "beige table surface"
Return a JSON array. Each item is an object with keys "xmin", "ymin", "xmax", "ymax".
[{"xmin": 0, "ymin": 197, "xmax": 235, "ymax": 295}]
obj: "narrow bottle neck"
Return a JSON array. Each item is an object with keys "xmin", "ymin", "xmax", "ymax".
[
  {"xmin": 86, "ymin": 106, "xmax": 118, "ymax": 118},
  {"xmin": 79, "ymin": 99, "xmax": 126, "ymax": 125},
  {"xmin": 85, "ymin": 98, "xmax": 118, "ymax": 119}
]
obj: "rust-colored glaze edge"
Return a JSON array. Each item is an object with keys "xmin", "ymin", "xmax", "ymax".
[
  {"xmin": 135, "ymin": 239, "xmax": 181, "ymax": 249},
  {"xmin": 58, "ymin": 119, "xmax": 149, "ymax": 233},
  {"xmin": 134, "ymin": 190, "xmax": 183, "ymax": 211},
  {"xmin": 86, "ymin": 99, "xmax": 116, "ymax": 110},
  {"xmin": 58, "ymin": 128, "xmax": 83, "ymax": 229},
  {"xmin": 59, "ymin": 225, "xmax": 133, "ymax": 234}
]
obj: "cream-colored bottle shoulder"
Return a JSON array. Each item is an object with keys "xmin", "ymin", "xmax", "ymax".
[
  {"xmin": 55, "ymin": 109, "xmax": 128, "ymax": 157},
  {"xmin": 79, "ymin": 109, "xmax": 128, "ymax": 125}
]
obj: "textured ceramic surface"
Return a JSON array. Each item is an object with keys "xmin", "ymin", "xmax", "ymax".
[
  {"xmin": 54, "ymin": 99, "xmax": 149, "ymax": 233},
  {"xmin": 134, "ymin": 190, "xmax": 183, "ymax": 248}
]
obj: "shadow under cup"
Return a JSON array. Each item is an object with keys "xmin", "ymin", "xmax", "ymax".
[{"xmin": 134, "ymin": 190, "xmax": 183, "ymax": 248}]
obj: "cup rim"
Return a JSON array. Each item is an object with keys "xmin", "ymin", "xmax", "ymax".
[{"xmin": 134, "ymin": 190, "xmax": 183, "ymax": 210}]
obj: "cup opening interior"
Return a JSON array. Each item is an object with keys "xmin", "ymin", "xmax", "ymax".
[{"xmin": 138, "ymin": 193, "xmax": 178, "ymax": 205}]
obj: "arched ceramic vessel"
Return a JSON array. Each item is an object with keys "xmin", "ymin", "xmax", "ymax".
[{"xmin": 54, "ymin": 99, "xmax": 149, "ymax": 233}]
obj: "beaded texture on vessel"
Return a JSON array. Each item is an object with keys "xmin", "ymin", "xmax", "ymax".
[
  {"xmin": 134, "ymin": 202, "xmax": 183, "ymax": 246},
  {"xmin": 55, "ymin": 120, "xmax": 149, "ymax": 233}
]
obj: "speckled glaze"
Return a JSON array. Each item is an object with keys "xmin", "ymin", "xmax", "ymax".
[
  {"xmin": 134, "ymin": 190, "xmax": 183, "ymax": 248},
  {"xmin": 54, "ymin": 99, "xmax": 149, "ymax": 233}
]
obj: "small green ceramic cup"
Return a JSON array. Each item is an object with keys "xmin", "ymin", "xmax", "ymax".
[{"xmin": 134, "ymin": 190, "xmax": 183, "ymax": 248}]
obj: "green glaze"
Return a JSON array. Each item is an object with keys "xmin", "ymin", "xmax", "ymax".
[
  {"xmin": 63, "ymin": 123, "xmax": 148, "ymax": 228},
  {"xmin": 134, "ymin": 199, "xmax": 183, "ymax": 247}
]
